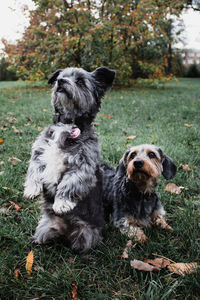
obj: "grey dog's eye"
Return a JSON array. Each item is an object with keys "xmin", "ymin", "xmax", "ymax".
[{"xmin": 76, "ymin": 78, "xmax": 84, "ymax": 85}]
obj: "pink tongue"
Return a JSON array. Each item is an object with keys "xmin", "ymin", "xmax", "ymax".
[{"xmin": 71, "ymin": 127, "xmax": 81, "ymax": 138}]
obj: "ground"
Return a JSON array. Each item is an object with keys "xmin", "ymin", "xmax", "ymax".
[{"xmin": 0, "ymin": 78, "xmax": 199, "ymax": 299}]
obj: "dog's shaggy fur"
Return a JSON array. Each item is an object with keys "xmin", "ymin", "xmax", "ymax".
[
  {"xmin": 102, "ymin": 144, "xmax": 177, "ymax": 242},
  {"xmin": 48, "ymin": 66, "xmax": 115, "ymax": 129},
  {"xmin": 24, "ymin": 66, "xmax": 115, "ymax": 253}
]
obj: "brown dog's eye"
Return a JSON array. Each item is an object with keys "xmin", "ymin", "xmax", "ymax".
[
  {"xmin": 148, "ymin": 152, "xmax": 156, "ymax": 159},
  {"xmin": 130, "ymin": 152, "xmax": 137, "ymax": 159}
]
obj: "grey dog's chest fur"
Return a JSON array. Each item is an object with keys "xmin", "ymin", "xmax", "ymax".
[{"xmin": 32, "ymin": 125, "xmax": 100, "ymax": 193}]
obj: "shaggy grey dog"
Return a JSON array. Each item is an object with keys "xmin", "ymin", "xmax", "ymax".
[
  {"xmin": 24, "ymin": 66, "xmax": 115, "ymax": 253},
  {"xmin": 102, "ymin": 144, "xmax": 176, "ymax": 243},
  {"xmin": 48, "ymin": 66, "xmax": 115, "ymax": 129}
]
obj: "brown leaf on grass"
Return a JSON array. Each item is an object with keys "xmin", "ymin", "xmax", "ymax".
[
  {"xmin": 126, "ymin": 135, "xmax": 136, "ymax": 141},
  {"xmin": 100, "ymin": 113, "xmax": 112, "ymax": 119},
  {"xmin": 25, "ymin": 250, "xmax": 34, "ymax": 276},
  {"xmin": 121, "ymin": 240, "xmax": 133, "ymax": 259},
  {"xmin": 67, "ymin": 257, "xmax": 75, "ymax": 264},
  {"xmin": 14, "ymin": 268, "xmax": 21, "ymax": 279},
  {"xmin": 0, "ymin": 124, "xmax": 8, "ymax": 131},
  {"xmin": 6, "ymin": 117, "xmax": 17, "ymax": 123},
  {"xmin": 37, "ymin": 126, "xmax": 43, "ymax": 132},
  {"xmin": 181, "ymin": 164, "xmax": 191, "ymax": 171},
  {"xmin": 25, "ymin": 118, "xmax": 33, "ymax": 125},
  {"xmin": 72, "ymin": 283, "xmax": 78, "ymax": 300},
  {"xmin": 2, "ymin": 186, "xmax": 9, "ymax": 190},
  {"xmin": 130, "ymin": 259, "xmax": 160, "ymax": 272},
  {"xmin": 144, "ymin": 258, "xmax": 171, "ymax": 268},
  {"xmin": 12, "ymin": 126, "xmax": 23, "ymax": 134},
  {"xmin": 9, "ymin": 201, "xmax": 21, "ymax": 211},
  {"xmin": 165, "ymin": 183, "xmax": 182, "ymax": 194},
  {"xmin": 8, "ymin": 156, "xmax": 22, "ymax": 165},
  {"xmin": 168, "ymin": 262, "xmax": 199, "ymax": 277},
  {"xmin": 184, "ymin": 123, "xmax": 192, "ymax": 127},
  {"xmin": 0, "ymin": 139, "xmax": 4, "ymax": 143}
]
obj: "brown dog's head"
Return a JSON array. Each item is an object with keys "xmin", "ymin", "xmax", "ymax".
[{"xmin": 122, "ymin": 144, "xmax": 176, "ymax": 193}]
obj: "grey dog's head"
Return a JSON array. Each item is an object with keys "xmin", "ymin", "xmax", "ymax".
[{"xmin": 48, "ymin": 67, "xmax": 116, "ymax": 126}]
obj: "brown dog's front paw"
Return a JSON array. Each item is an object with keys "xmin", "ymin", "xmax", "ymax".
[
  {"xmin": 127, "ymin": 226, "xmax": 147, "ymax": 243},
  {"xmin": 153, "ymin": 216, "xmax": 173, "ymax": 231}
]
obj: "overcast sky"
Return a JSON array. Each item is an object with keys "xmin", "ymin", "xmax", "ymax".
[{"xmin": 0, "ymin": 0, "xmax": 200, "ymax": 52}]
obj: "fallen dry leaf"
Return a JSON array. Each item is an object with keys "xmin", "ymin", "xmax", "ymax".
[
  {"xmin": 14, "ymin": 268, "xmax": 21, "ymax": 279},
  {"xmin": 130, "ymin": 259, "xmax": 160, "ymax": 272},
  {"xmin": 2, "ymin": 186, "xmax": 9, "ymax": 190},
  {"xmin": 0, "ymin": 139, "xmax": 4, "ymax": 143},
  {"xmin": 184, "ymin": 123, "xmax": 192, "ymax": 127},
  {"xmin": 67, "ymin": 257, "xmax": 75, "ymax": 264},
  {"xmin": 0, "ymin": 124, "xmax": 8, "ymax": 131},
  {"xmin": 26, "ymin": 117, "xmax": 32, "ymax": 122},
  {"xmin": 121, "ymin": 240, "xmax": 132, "ymax": 259},
  {"xmin": 6, "ymin": 117, "xmax": 17, "ymax": 123},
  {"xmin": 165, "ymin": 183, "xmax": 182, "ymax": 194},
  {"xmin": 8, "ymin": 156, "xmax": 22, "ymax": 165},
  {"xmin": 25, "ymin": 250, "xmax": 34, "ymax": 276},
  {"xmin": 168, "ymin": 262, "xmax": 199, "ymax": 277},
  {"xmin": 9, "ymin": 201, "xmax": 21, "ymax": 211},
  {"xmin": 37, "ymin": 126, "xmax": 42, "ymax": 132},
  {"xmin": 72, "ymin": 283, "xmax": 78, "ymax": 300},
  {"xmin": 126, "ymin": 135, "xmax": 136, "ymax": 141},
  {"xmin": 12, "ymin": 126, "xmax": 23, "ymax": 134},
  {"xmin": 100, "ymin": 113, "xmax": 112, "ymax": 119},
  {"xmin": 145, "ymin": 258, "xmax": 171, "ymax": 268},
  {"xmin": 181, "ymin": 164, "xmax": 191, "ymax": 171}
]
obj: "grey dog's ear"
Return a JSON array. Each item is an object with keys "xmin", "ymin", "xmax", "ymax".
[
  {"xmin": 162, "ymin": 155, "xmax": 177, "ymax": 179},
  {"xmin": 92, "ymin": 67, "xmax": 116, "ymax": 95},
  {"xmin": 48, "ymin": 69, "xmax": 63, "ymax": 84}
]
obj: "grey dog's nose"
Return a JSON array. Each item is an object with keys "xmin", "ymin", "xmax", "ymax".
[
  {"xmin": 134, "ymin": 160, "xmax": 144, "ymax": 169},
  {"xmin": 57, "ymin": 78, "xmax": 66, "ymax": 86}
]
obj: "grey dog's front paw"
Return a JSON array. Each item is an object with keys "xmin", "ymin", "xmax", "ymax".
[
  {"xmin": 53, "ymin": 198, "xmax": 76, "ymax": 215},
  {"xmin": 24, "ymin": 184, "xmax": 42, "ymax": 200}
]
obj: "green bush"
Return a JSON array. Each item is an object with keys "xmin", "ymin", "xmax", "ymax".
[
  {"xmin": 0, "ymin": 57, "xmax": 18, "ymax": 81},
  {"xmin": 185, "ymin": 63, "xmax": 200, "ymax": 78}
]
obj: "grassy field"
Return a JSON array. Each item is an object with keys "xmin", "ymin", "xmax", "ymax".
[{"xmin": 0, "ymin": 78, "xmax": 199, "ymax": 299}]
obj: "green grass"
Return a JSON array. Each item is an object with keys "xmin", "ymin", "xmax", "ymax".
[{"xmin": 0, "ymin": 78, "xmax": 200, "ymax": 299}]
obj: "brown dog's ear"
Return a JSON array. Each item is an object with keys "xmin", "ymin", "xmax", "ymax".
[
  {"xmin": 122, "ymin": 150, "xmax": 130, "ymax": 167},
  {"xmin": 48, "ymin": 69, "xmax": 63, "ymax": 84},
  {"xmin": 162, "ymin": 155, "xmax": 177, "ymax": 179}
]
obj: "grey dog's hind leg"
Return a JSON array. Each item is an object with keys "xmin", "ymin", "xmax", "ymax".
[{"xmin": 33, "ymin": 214, "xmax": 64, "ymax": 244}]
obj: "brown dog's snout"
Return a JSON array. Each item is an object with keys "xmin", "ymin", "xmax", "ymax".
[{"xmin": 134, "ymin": 160, "xmax": 144, "ymax": 169}]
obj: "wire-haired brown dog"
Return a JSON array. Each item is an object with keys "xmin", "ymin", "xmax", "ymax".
[{"xmin": 102, "ymin": 144, "xmax": 177, "ymax": 243}]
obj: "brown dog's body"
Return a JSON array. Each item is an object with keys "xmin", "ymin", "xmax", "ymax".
[{"xmin": 102, "ymin": 144, "xmax": 177, "ymax": 242}]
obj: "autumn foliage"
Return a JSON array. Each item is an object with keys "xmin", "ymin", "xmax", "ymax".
[{"xmin": 3, "ymin": 0, "xmax": 186, "ymax": 83}]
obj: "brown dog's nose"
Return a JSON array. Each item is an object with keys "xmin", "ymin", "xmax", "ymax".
[{"xmin": 134, "ymin": 160, "xmax": 144, "ymax": 169}]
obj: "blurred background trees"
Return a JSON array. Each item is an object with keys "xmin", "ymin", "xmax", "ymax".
[
  {"xmin": 0, "ymin": 57, "xmax": 17, "ymax": 81},
  {"xmin": 2, "ymin": 0, "xmax": 199, "ymax": 83}
]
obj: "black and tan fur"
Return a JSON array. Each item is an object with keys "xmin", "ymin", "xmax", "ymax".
[{"xmin": 102, "ymin": 144, "xmax": 177, "ymax": 242}]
